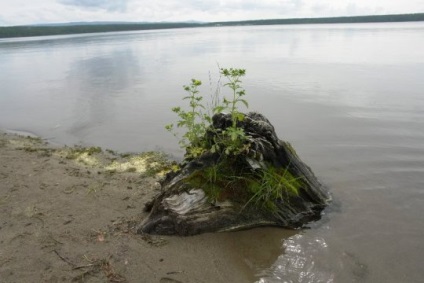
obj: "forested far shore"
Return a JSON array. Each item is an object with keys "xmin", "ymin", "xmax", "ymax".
[
  {"xmin": 212, "ymin": 13, "xmax": 424, "ymax": 26},
  {"xmin": 0, "ymin": 22, "xmax": 202, "ymax": 38},
  {"xmin": 1, "ymin": 13, "xmax": 423, "ymax": 38}
]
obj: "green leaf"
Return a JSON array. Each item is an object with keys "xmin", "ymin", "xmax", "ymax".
[
  {"xmin": 237, "ymin": 90, "xmax": 246, "ymax": 96},
  {"xmin": 213, "ymin": 106, "xmax": 225, "ymax": 113},
  {"xmin": 235, "ymin": 112, "xmax": 245, "ymax": 122},
  {"xmin": 191, "ymin": 79, "xmax": 202, "ymax": 86}
]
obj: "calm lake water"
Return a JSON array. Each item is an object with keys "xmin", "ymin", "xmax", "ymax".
[{"xmin": 1, "ymin": 22, "xmax": 424, "ymax": 282}]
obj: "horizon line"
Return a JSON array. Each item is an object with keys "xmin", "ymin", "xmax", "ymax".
[{"xmin": 3, "ymin": 12, "xmax": 424, "ymax": 28}]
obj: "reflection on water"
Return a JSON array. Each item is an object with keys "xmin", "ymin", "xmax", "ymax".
[
  {"xmin": 257, "ymin": 234, "xmax": 335, "ymax": 283},
  {"xmin": 66, "ymin": 49, "xmax": 141, "ymax": 140},
  {"xmin": 1, "ymin": 22, "xmax": 424, "ymax": 282},
  {"xmin": 257, "ymin": 231, "xmax": 372, "ymax": 283}
]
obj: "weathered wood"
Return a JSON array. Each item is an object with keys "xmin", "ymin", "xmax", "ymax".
[{"xmin": 138, "ymin": 112, "xmax": 330, "ymax": 236}]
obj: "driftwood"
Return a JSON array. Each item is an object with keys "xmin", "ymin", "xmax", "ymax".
[{"xmin": 138, "ymin": 112, "xmax": 330, "ymax": 236}]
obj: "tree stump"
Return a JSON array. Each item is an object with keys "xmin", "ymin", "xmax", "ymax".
[{"xmin": 138, "ymin": 112, "xmax": 330, "ymax": 236}]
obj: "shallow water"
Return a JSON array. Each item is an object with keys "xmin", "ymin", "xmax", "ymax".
[{"xmin": 1, "ymin": 22, "xmax": 424, "ymax": 282}]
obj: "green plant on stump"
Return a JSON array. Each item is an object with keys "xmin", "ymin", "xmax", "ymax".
[
  {"xmin": 211, "ymin": 68, "xmax": 249, "ymax": 156},
  {"xmin": 166, "ymin": 67, "xmax": 303, "ymax": 213},
  {"xmin": 245, "ymin": 165, "xmax": 302, "ymax": 212},
  {"xmin": 186, "ymin": 159, "xmax": 252, "ymax": 203},
  {"xmin": 165, "ymin": 79, "xmax": 209, "ymax": 158},
  {"xmin": 166, "ymin": 68, "xmax": 250, "ymax": 158},
  {"xmin": 187, "ymin": 162, "xmax": 227, "ymax": 202}
]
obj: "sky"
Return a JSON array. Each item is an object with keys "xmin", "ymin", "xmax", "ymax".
[{"xmin": 0, "ymin": 0, "xmax": 423, "ymax": 26}]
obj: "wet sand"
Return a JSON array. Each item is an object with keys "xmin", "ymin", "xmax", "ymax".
[{"xmin": 0, "ymin": 132, "xmax": 294, "ymax": 283}]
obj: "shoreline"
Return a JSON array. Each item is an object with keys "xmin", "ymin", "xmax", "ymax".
[
  {"xmin": 0, "ymin": 132, "xmax": 293, "ymax": 282},
  {"xmin": 1, "ymin": 13, "xmax": 423, "ymax": 39}
]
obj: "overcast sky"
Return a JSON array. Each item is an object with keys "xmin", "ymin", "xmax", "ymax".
[{"xmin": 0, "ymin": 0, "xmax": 423, "ymax": 26}]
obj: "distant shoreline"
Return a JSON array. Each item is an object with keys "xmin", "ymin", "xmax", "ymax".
[{"xmin": 1, "ymin": 13, "xmax": 423, "ymax": 39}]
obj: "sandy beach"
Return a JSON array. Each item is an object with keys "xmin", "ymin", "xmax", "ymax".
[{"xmin": 0, "ymin": 132, "xmax": 294, "ymax": 283}]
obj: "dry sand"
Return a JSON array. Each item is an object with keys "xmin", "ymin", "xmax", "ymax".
[{"xmin": 0, "ymin": 132, "xmax": 295, "ymax": 283}]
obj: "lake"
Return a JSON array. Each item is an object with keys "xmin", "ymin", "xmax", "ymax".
[{"xmin": 1, "ymin": 22, "xmax": 424, "ymax": 282}]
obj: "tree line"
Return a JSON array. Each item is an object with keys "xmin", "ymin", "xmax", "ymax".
[
  {"xmin": 0, "ymin": 23, "xmax": 202, "ymax": 38},
  {"xmin": 212, "ymin": 13, "xmax": 424, "ymax": 26},
  {"xmin": 1, "ymin": 13, "xmax": 423, "ymax": 39}
]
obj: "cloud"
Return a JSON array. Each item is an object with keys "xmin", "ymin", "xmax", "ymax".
[
  {"xmin": 185, "ymin": 0, "xmax": 304, "ymax": 14},
  {"xmin": 59, "ymin": 0, "xmax": 129, "ymax": 12},
  {"xmin": 124, "ymin": 0, "xmax": 308, "ymax": 22}
]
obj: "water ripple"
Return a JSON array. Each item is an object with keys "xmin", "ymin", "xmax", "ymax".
[{"xmin": 257, "ymin": 234, "xmax": 335, "ymax": 283}]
